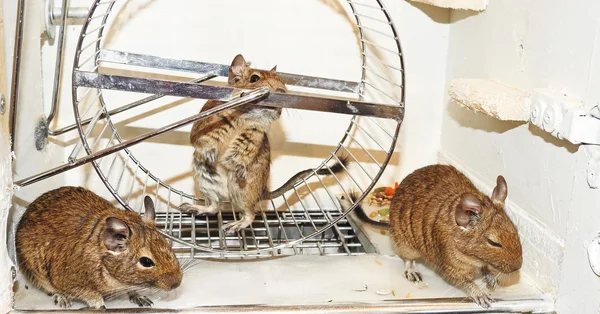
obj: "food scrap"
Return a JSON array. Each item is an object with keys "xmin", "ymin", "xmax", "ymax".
[
  {"xmin": 391, "ymin": 289, "xmax": 396, "ymax": 296},
  {"xmin": 375, "ymin": 259, "xmax": 382, "ymax": 266},
  {"xmin": 364, "ymin": 182, "xmax": 398, "ymax": 223},
  {"xmin": 368, "ymin": 184, "xmax": 396, "ymax": 206},
  {"xmin": 353, "ymin": 284, "xmax": 368, "ymax": 292},
  {"xmin": 326, "ymin": 298, "xmax": 333, "ymax": 303},
  {"xmin": 406, "ymin": 292, "xmax": 413, "ymax": 298},
  {"xmin": 375, "ymin": 289, "xmax": 391, "ymax": 295}
]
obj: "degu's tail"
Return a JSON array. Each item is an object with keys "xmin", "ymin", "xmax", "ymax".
[
  {"xmin": 349, "ymin": 192, "xmax": 390, "ymax": 229},
  {"xmin": 266, "ymin": 155, "xmax": 350, "ymax": 200}
]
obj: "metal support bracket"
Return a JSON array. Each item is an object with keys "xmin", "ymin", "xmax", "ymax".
[{"xmin": 44, "ymin": 0, "xmax": 88, "ymax": 39}]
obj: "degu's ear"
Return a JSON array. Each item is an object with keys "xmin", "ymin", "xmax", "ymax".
[
  {"xmin": 491, "ymin": 175, "xmax": 508, "ymax": 204},
  {"xmin": 143, "ymin": 196, "xmax": 155, "ymax": 222},
  {"xmin": 228, "ymin": 54, "xmax": 249, "ymax": 85},
  {"xmin": 455, "ymin": 193, "xmax": 483, "ymax": 229},
  {"xmin": 103, "ymin": 217, "xmax": 130, "ymax": 253},
  {"xmin": 270, "ymin": 65, "xmax": 277, "ymax": 73}
]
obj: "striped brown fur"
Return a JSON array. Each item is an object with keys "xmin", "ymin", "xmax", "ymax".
[
  {"xmin": 351, "ymin": 164, "xmax": 522, "ymax": 308},
  {"xmin": 15, "ymin": 187, "xmax": 182, "ymax": 309},
  {"xmin": 180, "ymin": 54, "xmax": 349, "ymax": 234}
]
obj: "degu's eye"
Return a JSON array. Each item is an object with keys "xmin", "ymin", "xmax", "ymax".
[
  {"xmin": 487, "ymin": 239, "xmax": 502, "ymax": 248},
  {"xmin": 250, "ymin": 74, "xmax": 260, "ymax": 83},
  {"xmin": 139, "ymin": 257, "xmax": 155, "ymax": 268}
]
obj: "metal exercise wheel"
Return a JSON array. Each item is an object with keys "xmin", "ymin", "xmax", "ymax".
[{"xmin": 67, "ymin": 0, "xmax": 405, "ymax": 258}]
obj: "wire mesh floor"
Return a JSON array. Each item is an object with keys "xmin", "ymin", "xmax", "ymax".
[{"xmin": 158, "ymin": 209, "xmax": 366, "ymax": 259}]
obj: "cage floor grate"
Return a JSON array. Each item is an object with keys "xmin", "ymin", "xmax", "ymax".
[{"xmin": 154, "ymin": 208, "xmax": 366, "ymax": 258}]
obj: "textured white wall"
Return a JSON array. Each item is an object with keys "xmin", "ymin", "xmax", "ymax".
[
  {"xmin": 441, "ymin": 1, "xmax": 600, "ymax": 312},
  {"xmin": 0, "ymin": 125, "xmax": 14, "ymax": 312},
  {"xmin": 1, "ymin": 0, "xmax": 15, "ymax": 310}
]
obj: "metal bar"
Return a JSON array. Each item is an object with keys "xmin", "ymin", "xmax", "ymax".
[
  {"xmin": 89, "ymin": 116, "xmax": 108, "ymax": 149},
  {"xmin": 260, "ymin": 211, "xmax": 275, "ymax": 249},
  {"xmin": 98, "ymin": 49, "xmax": 360, "ymax": 93},
  {"xmin": 364, "ymin": 65, "xmax": 403, "ymax": 89},
  {"xmin": 80, "ymin": 90, "xmax": 102, "ymax": 119},
  {"xmin": 73, "ymin": 71, "xmax": 402, "ymax": 121},
  {"xmin": 139, "ymin": 172, "xmax": 149, "ymax": 213},
  {"xmin": 281, "ymin": 194, "xmax": 304, "ymax": 237},
  {"xmin": 332, "ymin": 153, "xmax": 364, "ymax": 192},
  {"xmin": 362, "ymin": 80, "xmax": 399, "ymax": 104},
  {"xmin": 344, "ymin": 131, "xmax": 382, "ymax": 167},
  {"xmin": 90, "ymin": 11, "xmax": 110, "ymax": 21},
  {"xmin": 50, "ymin": 6, "xmax": 90, "ymax": 24},
  {"xmin": 326, "ymin": 212, "xmax": 351, "ymax": 255},
  {"xmin": 178, "ymin": 194, "xmax": 183, "ymax": 240},
  {"xmin": 68, "ymin": 106, "xmax": 104, "ymax": 162},
  {"xmin": 352, "ymin": 12, "xmax": 389, "ymax": 24},
  {"xmin": 367, "ymin": 116, "xmax": 394, "ymax": 139},
  {"xmin": 362, "ymin": 39, "xmax": 401, "ymax": 56},
  {"xmin": 297, "ymin": 183, "xmax": 329, "ymax": 257},
  {"xmin": 167, "ymin": 188, "xmax": 173, "ymax": 233},
  {"xmin": 9, "ymin": 0, "xmax": 25, "ymax": 152},
  {"xmin": 348, "ymin": 0, "xmax": 385, "ymax": 10},
  {"xmin": 76, "ymin": 50, "xmax": 101, "ymax": 69},
  {"xmin": 98, "ymin": 131, "xmax": 116, "ymax": 169},
  {"xmin": 46, "ymin": 0, "xmax": 70, "ymax": 124},
  {"xmin": 14, "ymin": 87, "xmax": 270, "ymax": 187},
  {"xmin": 292, "ymin": 187, "xmax": 318, "ymax": 232},
  {"xmin": 362, "ymin": 52, "xmax": 403, "ymax": 73},
  {"xmin": 322, "ymin": 163, "xmax": 352, "ymax": 203},
  {"xmin": 205, "ymin": 207, "xmax": 211, "ymax": 249},
  {"xmin": 353, "ymin": 120, "xmax": 388, "ymax": 152},
  {"xmin": 104, "ymin": 152, "xmax": 120, "ymax": 182},
  {"xmin": 126, "ymin": 164, "xmax": 139, "ymax": 204},
  {"xmin": 271, "ymin": 199, "xmax": 296, "ymax": 254},
  {"xmin": 114, "ymin": 156, "xmax": 128, "ymax": 192},
  {"xmin": 49, "ymin": 74, "xmax": 216, "ymax": 136},
  {"xmin": 80, "ymin": 36, "xmax": 103, "ymax": 52},
  {"xmin": 10, "ymin": 295, "xmax": 555, "ymax": 313},
  {"xmin": 76, "ymin": 86, "xmax": 93, "ymax": 103}
]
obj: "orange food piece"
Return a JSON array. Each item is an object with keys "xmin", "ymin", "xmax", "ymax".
[
  {"xmin": 384, "ymin": 187, "xmax": 395, "ymax": 196},
  {"xmin": 394, "ymin": 182, "xmax": 399, "ymax": 189},
  {"xmin": 369, "ymin": 211, "xmax": 377, "ymax": 218}
]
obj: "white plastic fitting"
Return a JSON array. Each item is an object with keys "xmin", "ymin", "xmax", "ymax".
[
  {"xmin": 529, "ymin": 89, "xmax": 598, "ymax": 144},
  {"xmin": 588, "ymin": 233, "xmax": 600, "ymax": 276}
]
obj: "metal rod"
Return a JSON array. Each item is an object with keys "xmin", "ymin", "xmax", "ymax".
[
  {"xmin": 68, "ymin": 105, "xmax": 105, "ymax": 162},
  {"xmin": 46, "ymin": 0, "xmax": 70, "ymax": 125},
  {"xmin": 73, "ymin": 71, "xmax": 403, "ymax": 121},
  {"xmin": 14, "ymin": 87, "xmax": 270, "ymax": 187},
  {"xmin": 49, "ymin": 74, "xmax": 216, "ymax": 136},
  {"xmin": 9, "ymin": 295, "xmax": 556, "ymax": 313},
  {"xmin": 9, "ymin": 0, "xmax": 25, "ymax": 152},
  {"xmin": 98, "ymin": 49, "xmax": 360, "ymax": 93},
  {"xmin": 50, "ymin": 6, "xmax": 89, "ymax": 24}
]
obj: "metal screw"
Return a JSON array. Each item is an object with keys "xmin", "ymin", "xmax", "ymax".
[
  {"xmin": 11, "ymin": 266, "xmax": 16, "ymax": 280},
  {"xmin": 588, "ymin": 169, "xmax": 598, "ymax": 189},
  {"xmin": 543, "ymin": 112, "xmax": 551, "ymax": 124},
  {"xmin": 0, "ymin": 94, "xmax": 5, "ymax": 115},
  {"xmin": 531, "ymin": 108, "xmax": 538, "ymax": 119}
]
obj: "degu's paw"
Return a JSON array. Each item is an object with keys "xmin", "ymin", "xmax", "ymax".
[
  {"xmin": 52, "ymin": 294, "xmax": 72, "ymax": 309},
  {"xmin": 471, "ymin": 291, "xmax": 494, "ymax": 309},
  {"xmin": 129, "ymin": 294, "xmax": 153, "ymax": 307}
]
